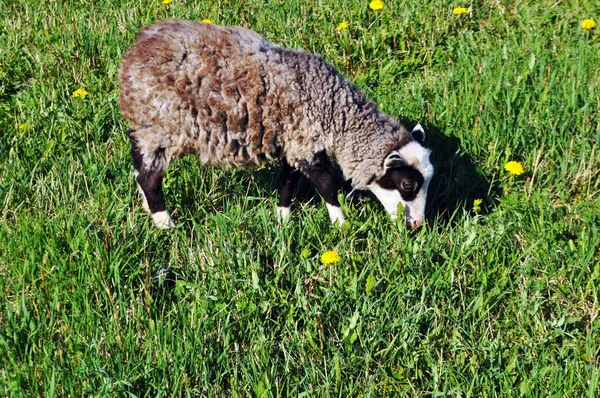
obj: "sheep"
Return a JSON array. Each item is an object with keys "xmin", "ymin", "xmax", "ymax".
[{"xmin": 118, "ymin": 20, "xmax": 434, "ymax": 229}]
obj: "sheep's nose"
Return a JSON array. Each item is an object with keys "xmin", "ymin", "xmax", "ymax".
[{"xmin": 410, "ymin": 219, "xmax": 423, "ymax": 228}]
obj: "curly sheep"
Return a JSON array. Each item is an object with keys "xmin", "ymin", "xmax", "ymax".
[{"xmin": 119, "ymin": 20, "xmax": 433, "ymax": 228}]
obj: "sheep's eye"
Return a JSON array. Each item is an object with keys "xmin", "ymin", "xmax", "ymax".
[{"xmin": 402, "ymin": 181, "xmax": 414, "ymax": 191}]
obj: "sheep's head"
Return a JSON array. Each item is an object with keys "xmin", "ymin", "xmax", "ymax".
[{"xmin": 368, "ymin": 124, "xmax": 433, "ymax": 228}]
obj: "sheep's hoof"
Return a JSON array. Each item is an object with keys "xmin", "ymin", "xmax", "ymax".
[
  {"xmin": 276, "ymin": 206, "xmax": 291, "ymax": 223},
  {"xmin": 151, "ymin": 211, "xmax": 176, "ymax": 229},
  {"xmin": 333, "ymin": 218, "xmax": 346, "ymax": 228},
  {"xmin": 326, "ymin": 204, "xmax": 346, "ymax": 227}
]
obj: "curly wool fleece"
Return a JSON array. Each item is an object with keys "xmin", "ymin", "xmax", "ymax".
[{"xmin": 119, "ymin": 20, "xmax": 414, "ymax": 189}]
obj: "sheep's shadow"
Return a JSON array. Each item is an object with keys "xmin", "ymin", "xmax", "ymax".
[{"xmin": 400, "ymin": 120, "xmax": 498, "ymax": 223}]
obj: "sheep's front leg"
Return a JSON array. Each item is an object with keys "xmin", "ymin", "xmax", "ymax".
[
  {"xmin": 277, "ymin": 160, "xmax": 301, "ymax": 222},
  {"xmin": 130, "ymin": 130, "xmax": 175, "ymax": 229},
  {"xmin": 301, "ymin": 153, "xmax": 346, "ymax": 226}
]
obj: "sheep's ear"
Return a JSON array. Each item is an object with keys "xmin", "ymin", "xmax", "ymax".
[
  {"xmin": 384, "ymin": 151, "xmax": 404, "ymax": 170},
  {"xmin": 411, "ymin": 123, "xmax": 425, "ymax": 144}
]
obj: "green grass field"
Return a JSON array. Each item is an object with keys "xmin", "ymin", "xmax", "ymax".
[{"xmin": 1, "ymin": 0, "xmax": 599, "ymax": 396}]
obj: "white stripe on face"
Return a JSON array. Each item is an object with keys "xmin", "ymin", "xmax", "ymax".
[
  {"xmin": 367, "ymin": 183, "xmax": 402, "ymax": 221},
  {"xmin": 396, "ymin": 142, "xmax": 434, "ymax": 182},
  {"xmin": 402, "ymin": 183, "xmax": 428, "ymax": 228}
]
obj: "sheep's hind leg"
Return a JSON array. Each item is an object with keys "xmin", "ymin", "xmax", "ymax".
[
  {"xmin": 300, "ymin": 153, "xmax": 346, "ymax": 226},
  {"xmin": 277, "ymin": 159, "xmax": 301, "ymax": 222},
  {"xmin": 129, "ymin": 130, "xmax": 175, "ymax": 229}
]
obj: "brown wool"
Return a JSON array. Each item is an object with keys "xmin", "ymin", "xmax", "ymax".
[{"xmin": 119, "ymin": 20, "xmax": 414, "ymax": 188}]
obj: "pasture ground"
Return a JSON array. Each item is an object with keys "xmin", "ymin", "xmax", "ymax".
[{"xmin": 1, "ymin": 0, "xmax": 599, "ymax": 396}]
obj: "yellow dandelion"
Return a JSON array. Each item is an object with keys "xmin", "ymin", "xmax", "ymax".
[
  {"xmin": 337, "ymin": 21, "xmax": 349, "ymax": 31},
  {"xmin": 473, "ymin": 198, "xmax": 483, "ymax": 212},
  {"xmin": 320, "ymin": 250, "xmax": 341, "ymax": 265},
  {"xmin": 162, "ymin": 0, "xmax": 172, "ymax": 4},
  {"xmin": 582, "ymin": 19, "xmax": 596, "ymax": 30},
  {"xmin": 72, "ymin": 88, "xmax": 89, "ymax": 99},
  {"xmin": 453, "ymin": 7, "xmax": 468, "ymax": 15},
  {"xmin": 369, "ymin": 0, "xmax": 384, "ymax": 11},
  {"xmin": 202, "ymin": 19, "xmax": 212, "ymax": 24},
  {"xmin": 504, "ymin": 161, "xmax": 525, "ymax": 176},
  {"xmin": 18, "ymin": 123, "xmax": 29, "ymax": 131}
]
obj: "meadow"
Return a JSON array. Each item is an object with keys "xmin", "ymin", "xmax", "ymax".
[{"xmin": 1, "ymin": 0, "xmax": 599, "ymax": 396}]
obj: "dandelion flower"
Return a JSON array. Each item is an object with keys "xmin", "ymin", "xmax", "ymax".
[
  {"xmin": 320, "ymin": 250, "xmax": 341, "ymax": 264},
  {"xmin": 162, "ymin": 0, "xmax": 172, "ymax": 4},
  {"xmin": 504, "ymin": 161, "xmax": 524, "ymax": 176},
  {"xmin": 473, "ymin": 198, "xmax": 483, "ymax": 212},
  {"xmin": 337, "ymin": 21, "xmax": 349, "ymax": 31},
  {"xmin": 18, "ymin": 123, "xmax": 29, "ymax": 131},
  {"xmin": 582, "ymin": 19, "xmax": 596, "ymax": 29},
  {"xmin": 202, "ymin": 19, "xmax": 212, "ymax": 24},
  {"xmin": 453, "ymin": 7, "xmax": 468, "ymax": 15},
  {"xmin": 369, "ymin": 0, "xmax": 384, "ymax": 11},
  {"xmin": 72, "ymin": 88, "xmax": 89, "ymax": 99}
]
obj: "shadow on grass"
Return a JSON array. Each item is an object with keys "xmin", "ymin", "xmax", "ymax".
[{"xmin": 415, "ymin": 120, "xmax": 500, "ymax": 223}]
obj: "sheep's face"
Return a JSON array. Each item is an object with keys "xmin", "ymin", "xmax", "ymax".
[{"xmin": 368, "ymin": 124, "xmax": 433, "ymax": 228}]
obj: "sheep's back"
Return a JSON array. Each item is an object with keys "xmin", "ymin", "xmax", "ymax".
[{"xmin": 119, "ymin": 21, "xmax": 290, "ymax": 168}]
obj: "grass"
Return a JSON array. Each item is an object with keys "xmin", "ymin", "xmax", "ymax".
[{"xmin": 1, "ymin": 0, "xmax": 599, "ymax": 396}]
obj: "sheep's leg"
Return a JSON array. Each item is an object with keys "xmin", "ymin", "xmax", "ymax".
[
  {"xmin": 301, "ymin": 153, "xmax": 346, "ymax": 226},
  {"xmin": 129, "ymin": 130, "xmax": 175, "ymax": 229},
  {"xmin": 277, "ymin": 160, "xmax": 301, "ymax": 221}
]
